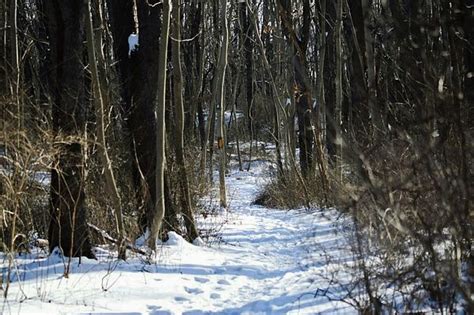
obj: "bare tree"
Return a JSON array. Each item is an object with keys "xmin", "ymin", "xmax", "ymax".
[
  {"xmin": 361, "ymin": 0, "xmax": 383, "ymax": 138},
  {"xmin": 170, "ymin": 0, "xmax": 199, "ymax": 241},
  {"xmin": 334, "ymin": 0, "xmax": 343, "ymax": 179},
  {"xmin": 46, "ymin": 0, "xmax": 94, "ymax": 260},
  {"xmin": 148, "ymin": 0, "xmax": 170, "ymax": 250},
  {"xmin": 215, "ymin": 0, "xmax": 229, "ymax": 208},
  {"xmin": 85, "ymin": 0, "xmax": 126, "ymax": 259},
  {"xmin": 277, "ymin": 0, "xmax": 313, "ymax": 177},
  {"xmin": 9, "ymin": 0, "xmax": 20, "ymax": 144}
]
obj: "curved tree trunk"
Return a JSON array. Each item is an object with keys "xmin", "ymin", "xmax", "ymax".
[{"xmin": 85, "ymin": 0, "xmax": 126, "ymax": 259}]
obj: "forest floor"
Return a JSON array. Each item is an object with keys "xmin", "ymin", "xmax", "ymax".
[{"xmin": 1, "ymin": 158, "xmax": 356, "ymax": 314}]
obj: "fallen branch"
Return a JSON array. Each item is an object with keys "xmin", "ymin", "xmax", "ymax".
[{"xmin": 87, "ymin": 223, "xmax": 147, "ymax": 256}]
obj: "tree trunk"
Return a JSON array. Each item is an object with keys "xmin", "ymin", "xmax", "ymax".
[
  {"xmin": 107, "ymin": 0, "xmax": 159, "ymax": 235},
  {"xmin": 231, "ymin": 73, "xmax": 243, "ymax": 171},
  {"xmin": 9, "ymin": 0, "xmax": 20, "ymax": 143},
  {"xmin": 334, "ymin": 0, "xmax": 343, "ymax": 179},
  {"xmin": 248, "ymin": 0, "xmax": 285, "ymax": 174},
  {"xmin": 347, "ymin": 0, "xmax": 368, "ymax": 139},
  {"xmin": 148, "ymin": 0, "xmax": 170, "ymax": 250},
  {"xmin": 277, "ymin": 0, "xmax": 313, "ymax": 177},
  {"xmin": 134, "ymin": 0, "xmax": 162, "ymax": 234},
  {"xmin": 163, "ymin": 170, "xmax": 180, "ymax": 235},
  {"xmin": 85, "ymin": 0, "xmax": 126, "ymax": 259},
  {"xmin": 106, "ymin": 0, "xmax": 134, "ymax": 113},
  {"xmin": 46, "ymin": 0, "xmax": 94, "ymax": 259},
  {"xmin": 324, "ymin": 1, "xmax": 337, "ymax": 164},
  {"xmin": 361, "ymin": 0, "xmax": 383, "ymax": 139},
  {"xmin": 240, "ymin": 1, "xmax": 255, "ymax": 171},
  {"xmin": 315, "ymin": 0, "xmax": 327, "ymax": 145},
  {"xmin": 216, "ymin": 0, "xmax": 229, "ymax": 208},
  {"xmin": 171, "ymin": 0, "xmax": 199, "ymax": 241},
  {"xmin": 184, "ymin": 1, "xmax": 204, "ymax": 142}
]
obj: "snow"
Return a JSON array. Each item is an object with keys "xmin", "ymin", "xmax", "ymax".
[
  {"xmin": 200, "ymin": 110, "xmax": 244, "ymax": 126},
  {"xmin": 1, "ymin": 160, "xmax": 356, "ymax": 314},
  {"xmin": 224, "ymin": 110, "xmax": 244, "ymax": 125},
  {"xmin": 128, "ymin": 33, "xmax": 139, "ymax": 56}
]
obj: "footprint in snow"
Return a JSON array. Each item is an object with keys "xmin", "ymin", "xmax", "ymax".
[
  {"xmin": 194, "ymin": 276, "xmax": 209, "ymax": 283},
  {"xmin": 184, "ymin": 286, "xmax": 204, "ymax": 295},
  {"xmin": 217, "ymin": 279, "xmax": 230, "ymax": 285},
  {"xmin": 210, "ymin": 293, "xmax": 221, "ymax": 299},
  {"xmin": 174, "ymin": 296, "xmax": 189, "ymax": 302}
]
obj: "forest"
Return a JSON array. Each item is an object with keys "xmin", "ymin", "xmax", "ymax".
[{"xmin": 0, "ymin": 0, "xmax": 473, "ymax": 313}]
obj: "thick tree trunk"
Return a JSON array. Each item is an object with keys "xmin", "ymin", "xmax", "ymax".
[
  {"xmin": 107, "ymin": 0, "xmax": 159, "ymax": 234},
  {"xmin": 46, "ymin": 0, "xmax": 94, "ymax": 259},
  {"xmin": 134, "ymin": 0, "xmax": 162, "ymax": 234},
  {"xmin": 106, "ymin": 0, "xmax": 135, "ymax": 115},
  {"xmin": 163, "ymin": 171, "xmax": 179, "ymax": 235}
]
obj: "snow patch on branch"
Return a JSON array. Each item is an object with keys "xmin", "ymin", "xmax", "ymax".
[{"xmin": 128, "ymin": 33, "xmax": 139, "ymax": 56}]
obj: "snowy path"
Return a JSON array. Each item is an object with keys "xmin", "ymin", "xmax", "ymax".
[
  {"xmin": 191, "ymin": 163, "xmax": 351, "ymax": 314},
  {"xmin": 2, "ymin": 161, "xmax": 352, "ymax": 314}
]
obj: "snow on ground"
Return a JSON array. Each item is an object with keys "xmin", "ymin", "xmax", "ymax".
[{"xmin": 1, "ymin": 160, "xmax": 355, "ymax": 314}]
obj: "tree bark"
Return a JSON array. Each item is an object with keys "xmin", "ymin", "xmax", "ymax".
[
  {"xmin": 9, "ymin": 0, "xmax": 20, "ymax": 143},
  {"xmin": 361, "ymin": 0, "xmax": 383, "ymax": 139},
  {"xmin": 216, "ymin": 0, "xmax": 229, "ymax": 208},
  {"xmin": 107, "ymin": 0, "xmax": 160, "ymax": 235},
  {"xmin": 277, "ymin": 0, "xmax": 313, "ymax": 177},
  {"xmin": 46, "ymin": 0, "xmax": 94, "ymax": 259},
  {"xmin": 184, "ymin": 1, "xmax": 204, "ymax": 142},
  {"xmin": 334, "ymin": 0, "xmax": 343, "ymax": 179},
  {"xmin": 148, "ymin": 0, "xmax": 170, "ymax": 250},
  {"xmin": 347, "ymin": 0, "xmax": 368, "ymax": 140},
  {"xmin": 171, "ymin": 0, "xmax": 199, "ymax": 241},
  {"xmin": 247, "ymin": 0, "xmax": 285, "ymax": 174},
  {"xmin": 324, "ymin": 1, "xmax": 337, "ymax": 164},
  {"xmin": 134, "ymin": 0, "xmax": 162, "ymax": 234},
  {"xmin": 240, "ymin": 1, "xmax": 254, "ymax": 168},
  {"xmin": 106, "ymin": 0, "xmax": 135, "ymax": 115}
]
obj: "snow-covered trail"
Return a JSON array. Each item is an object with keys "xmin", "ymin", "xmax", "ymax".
[
  {"xmin": 2, "ymin": 161, "xmax": 352, "ymax": 314},
  {"xmin": 191, "ymin": 162, "xmax": 351, "ymax": 314}
]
